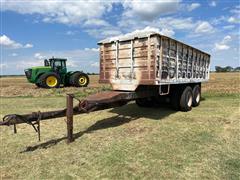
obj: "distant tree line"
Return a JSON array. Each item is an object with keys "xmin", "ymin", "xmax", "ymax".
[
  {"xmin": 215, "ymin": 66, "xmax": 240, "ymax": 72},
  {"xmin": 86, "ymin": 72, "xmax": 99, "ymax": 75}
]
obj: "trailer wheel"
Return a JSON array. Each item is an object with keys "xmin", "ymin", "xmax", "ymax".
[
  {"xmin": 136, "ymin": 97, "xmax": 154, "ymax": 107},
  {"xmin": 192, "ymin": 85, "xmax": 201, "ymax": 107},
  {"xmin": 70, "ymin": 72, "xmax": 89, "ymax": 87},
  {"xmin": 39, "ymin": 72, "xmax": 61, "ymax": 88},
  {"xmin": 179, "ymin": 86, "xmax": 193, "ymax": 112}
]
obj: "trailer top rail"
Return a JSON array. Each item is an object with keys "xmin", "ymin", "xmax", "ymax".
[{"xmin": 98, "ymin": 31, "xmax": 210, "ymax": 56}]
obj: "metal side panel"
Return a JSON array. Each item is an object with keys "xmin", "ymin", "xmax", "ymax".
[
  {"xmin": 159, "ymin": 36, "xmax": 211, "ymax": 84},
  {"xmin": 99, "ymin": 36, "xmax": 158, "ymax": 91}
]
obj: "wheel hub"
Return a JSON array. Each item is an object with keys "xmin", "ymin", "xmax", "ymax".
[
  {"xmin": 79, "ymin": 77, "xmax": 87, "ymax": 85},
  {"xmin": 187, "ymin": 94, "xmax": 193, "ymax": 107},
  {"xmin": 46, "ymin": 76, "xmax": 58, "ymax": 87},
  {"xmin": 196, "ymin": 93, "xmax": 200, "ymax": 103}
]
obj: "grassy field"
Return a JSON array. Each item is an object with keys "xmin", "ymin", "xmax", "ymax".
[{"xmin": 0, "ymin": 73, "xmax": 240, "ymax": 179}]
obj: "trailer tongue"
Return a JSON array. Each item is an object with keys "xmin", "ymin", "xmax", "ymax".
[
  {"xmin": 0, "ymin": 89, "xmax": 157, "ymax": 142},
  {"xmin": 1, "ymin": 91, "xmax": 132, "ymax": 126}
]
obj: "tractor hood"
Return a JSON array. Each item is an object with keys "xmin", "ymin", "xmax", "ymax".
[
  {"xmin": 26, "ymin": 66, "xmax": 51, "ymax": 70},
  {"xmin": 24, "ymin": 66, "xmax": 52, "ymax": 83}
]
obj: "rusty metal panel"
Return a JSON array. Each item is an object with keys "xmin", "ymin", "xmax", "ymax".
[
  {"xmin": 99, "ymin": 35, "xmax": 158, "ymax": 90},
  {"xmin": 99, "ymin": 33, "xmax": 211, "ymax": 91}
]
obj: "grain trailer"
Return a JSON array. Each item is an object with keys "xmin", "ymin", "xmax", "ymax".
[{"xmin": 1, "ymin": 31, "xmax": 211, "ymax": 143}]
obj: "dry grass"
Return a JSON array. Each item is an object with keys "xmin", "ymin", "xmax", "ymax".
[
  {"xmin": 0, "ymin": 75, "xmax": 110, "ymax": 97},
  {"xmin": 1, "ymin": 73, "xmax": 239, "ymax": 97},
  {"xmin": 202, "ymin": 72, "xmax": 240, "ymax": 95},
  {"xmin": 0, "ymin": 73, "xmax": 239, "ymax": 179}
]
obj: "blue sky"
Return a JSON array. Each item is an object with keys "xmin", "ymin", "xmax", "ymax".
[{"xmin": 1, "ymin": 0, "xmax": 239, "ymax": 75}]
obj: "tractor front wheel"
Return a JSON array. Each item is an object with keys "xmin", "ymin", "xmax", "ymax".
[
  {"xmin": 70, "ymin": 72, "xmax": 89, "ymax": 87},
  {"xmin": 39, "ymin": 73, "xmax": 60, "ymax": 88}
]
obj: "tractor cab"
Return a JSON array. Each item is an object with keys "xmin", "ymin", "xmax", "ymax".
[{"xmin": 44, "ymin": 58, "xmax": 67, "ymax": 74}]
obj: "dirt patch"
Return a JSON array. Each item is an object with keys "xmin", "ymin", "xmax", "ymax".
[
  {"xmin": 0, "ymin": 73, "xmax": 239, "ymax": 97},
  {"xmin": 202, "ymin": 72, "xmax": 240, "ymax": 94},
  {"xmin": 0, "ymin": 75, "xmax": 110, "ymax": 97}
]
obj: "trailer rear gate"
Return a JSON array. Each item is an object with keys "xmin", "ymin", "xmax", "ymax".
[{"xmin": 98, "ymin": 33, "xmax": 210, "ymax": 91}]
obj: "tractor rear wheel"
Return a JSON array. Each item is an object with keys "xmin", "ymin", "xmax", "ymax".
[
  {"xmin": 69, "ymin": 72, "xmax": 89, "ymax": 87},
  {"xmin": 35, "ymin": 83, "xmax": 41, "ymax": 88},
  {"xmin": 39, "ymin": 72, "xmax": 60, "ymax": 88}
]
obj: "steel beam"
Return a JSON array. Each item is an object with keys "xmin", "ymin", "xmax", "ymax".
[{"xmin": 66, "ymin": 94, "xmax": 74, "ymax": 143}]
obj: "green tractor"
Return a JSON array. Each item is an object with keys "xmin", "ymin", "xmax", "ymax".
[{"xmin": 24, "ymin": 58, "xmax": 89, "ymax": 88}]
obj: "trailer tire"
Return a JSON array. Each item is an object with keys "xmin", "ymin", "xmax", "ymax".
[
  {"xmin": 179, "ymin": 86, "xmax": 193, "ymax": 112},
  {"xmin": 39, "ymin": 72, "xmax": 61, "ymax": 88},
  {"xmin": 192, "ymin": 85, "xmax": 201, "ymax": 107},
  {"xmin": 69, "ymin": 72, "xmax": 89, "ymax": 87}
]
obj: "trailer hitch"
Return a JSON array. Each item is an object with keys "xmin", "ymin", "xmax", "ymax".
[{"xmin": 3, "ymin": 111, "xmax": 42, "ymax": 141}]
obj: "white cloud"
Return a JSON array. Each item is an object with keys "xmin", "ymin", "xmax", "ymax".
[
  {"xmin": 0, "ymin": 63, "xmax": 8, "ymax": 69},
  {"xmin": 16, "ymin": 60, "xmax": 42, "ymax": 69},
  {"xmin": 214, "ymin": 35, "xmax": 232, "ymax": 51},
  {"xmin": 84, "ymin": 48, "xmax": 99, "ymax": 52},
  {"xmin": 187, "ymin": 3, "xmax": 201, "ymax": 11},
  {"xmin": 25, "ymin": 43, "xmax": 33, "ymax": 48},
  {"xmin": 1, "ymin": 0, "xmax": 182, "ymax": 39},
  {"xmin": 0, "ymin": 35, "xmax": 21, "ymax": 48},
  {"xmin": 34, "ymin": 53, "xmax": 45, "ymax": 60},
  {"xmin": 228, "ymin": 16, "xmax": 240, "ymax": 24},
  {"xmin": 159, "ymin": 28, "xmax": 175, "ymax": 37},
  {"xmin": 0, "ymin": 35, "xmax": 33, "ymax": 49},
  {"xmin": 158, "ymin": 17, "xmax": 195, "ymax": 30},
  {"xmin": 65, "ymin": 31, "xmax": 76, "ymax": 36},
  {"xmin": 84, "ymin": 19, "xmax": 109, "ymax": 27},
  {"xmin": 100, "ymin": 26, "xmax": 175, "ymax": 42},
  {"xmin": 10, "ymin": 53, "xmax": 18, "ymax": 57},
  {"xmin": 195, "ymin": 21, "xmax": 215, "ymax": 34},
  {"xmin": 223, "ymin": 25, "xmax": 235, "ymax": 30},
  {"xmin": 122, "ymin": 0, "xmax": 180, "ymax": 21},
  {"xmin": 119, "ymin": 16, "xmax": 216, "ymax": 38},
  {"xmin": 222, "ymin": 35, "xmax": 232, "ymax": 44},
  {"xmin": 67, "ymin": 60, "xmax": 78, "ymax": 67},
  {"xmin": 86, "ymin": 27, "xmax": 122, "ymax": 39},
  {"xmin": 230, "ymin": 5, "xmax": 240, "ymax": 14},
  {"xmin": 209, "ymin": 1, "xmax": 216, "ymax": 7},
  {"xmin": 2, "ymin": 1, "xmax": 113, "ymax": 25},
  {"xmin": 90, "ymin": 62, "xmax": 99, "ymax": 67},
  {"xmin": 211, "ymin": 16, "xmax": 226, "ymax": 25},
  {"xmin": 214, "ymin": 44, "xmax": 230, "ymax": 50},
  {"xmin": 118, "ymin": 17, "xmax": 196, "ymax": 37},
  {"xmin": 101, "ymin": 26, "xmax": 159, "ymax": 42}
]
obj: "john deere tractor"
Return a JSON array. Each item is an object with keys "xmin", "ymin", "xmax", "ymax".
[{"xmin": 24, "ymin": 58, "xmax": 89, "ymax": 88}]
